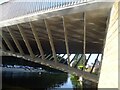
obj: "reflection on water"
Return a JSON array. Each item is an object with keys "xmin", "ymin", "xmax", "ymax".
[
  {"xmin": 2, "ymin": 71, "xmax": 69, "ymax": 90},
  {"xmin": 2, "ymin": 69, "xmax": 97, "ymax": 90},
  {"xmin": 2, "ymin": 56, "xmax": 97, "ymax": 89}
]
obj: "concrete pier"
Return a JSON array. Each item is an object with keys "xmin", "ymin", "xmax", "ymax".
[{"xmin": 98, "ymin": 1, "xmax": 119, "ymax": 88}]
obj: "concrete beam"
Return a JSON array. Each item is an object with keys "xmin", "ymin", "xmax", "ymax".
[
  {"xmin": 45, "ymin": 54, "xmax": 51, "ymax": 59},
  {"xmin": 58, "ymin": 54, "xmax": 66, "ymax": 62},
  {"xmin": 0, "ymin": 32, "xmax": 14, "ymax": 52},
  {"xmin": 2, "ymin": 44, "xmax": 6, "ymax": 51},
  {"xmin": 62, "ymin": 16, "xmax": 70, "ymax": 66},
  {"xmin": 85, "ymin": 54, "xmax": 91, "ymax": 66},
  {"xmin": 6, "ymin": 27, "xmax": 24, "ymax": 55},
  {"xmin": 44, "ymin": 19, "xmax": 57, "ymax": 63},
  {"xmin": 63, "ymin": 54, "xmax": 71, "ymax": 64},
  {"xmin": 29, "ymin": 22, "xmax": 45, "ymax": 60},
  {"xmin": 90, "ymin": 54, "xmax": 99, "ymax": 73},
  {"xmin": 70, "ymin": 54, "xmax": 77, "ymax": 64},
  {"xmin": 74, "ymin": 54, "xmax": 83, "ymax": 68},
  {"xmin": 0, "ymin": 39, "xmax": 6, "ymax": 51},
  {"xmin": 17, "ymin": 24, "xmax": 35, "ymax": 58},
  {"xmin": 83, "ymin": 12, "xmax": 86, "ymax": 59}
]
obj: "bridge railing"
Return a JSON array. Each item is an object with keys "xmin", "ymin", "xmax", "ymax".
[
  {"xmin": 0, "ymin": 0, "xmax": 94, "ymax": 21},
  {"xmin": 30, "ymin": 0, "xmax": 93, "ymax": 11}
]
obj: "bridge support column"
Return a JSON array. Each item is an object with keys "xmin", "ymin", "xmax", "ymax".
[
  {"xmin": 0, "ymin": 32, "xmax": 14, "ymax": 52},
  {"xmin": 29, "ymin": 22, "xmax": 45, "ymax": 60},
  {"xmin": 6, "ymin": 27, "xmax": 24, "ymax": 55},
  {"xmin": 44, "ymin": 19, "xmax": 57, "ymax": 63},
  {"xmin": 17, "ymin": 25, "xmax": 35, "ymax": 58},
  {"xmin": 98, "ymin": 1, "xmax": 119, "ymax": 88},
  {"xmin": 62, "ymin": 16, "xmax": 70, "ymax": 66}
]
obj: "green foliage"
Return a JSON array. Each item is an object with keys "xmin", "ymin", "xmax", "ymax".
[{"xmin": 70, "ymin": 74, "xmax": 82, "ymax": 89}]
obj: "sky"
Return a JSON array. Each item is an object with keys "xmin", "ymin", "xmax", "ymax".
[{"xmin": 59, "ymin": 54, "xmax": 102, "ymax": 66}]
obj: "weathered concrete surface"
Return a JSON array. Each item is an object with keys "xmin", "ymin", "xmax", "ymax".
[
  {"xmin": 98, "ymin": 1, "xmax": 119, "ymax": 88},
  {"xmin": 1, "ymin": 6, "xmax": 112, "ymax": 54},
  {"xmin": 118, "ymin": 1, "xmax": 120, "ymax": 90},
  {"xmin": 118, "ymin": 2, "xmax": 120, "ymax": 90}
]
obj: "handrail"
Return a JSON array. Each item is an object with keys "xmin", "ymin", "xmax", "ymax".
[{"xmin": 0, "ymin": 0, "xmax": 94, "ymax": 21}]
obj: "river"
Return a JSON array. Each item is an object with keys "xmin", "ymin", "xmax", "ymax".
[{"xmin": 2, "ymin": 67, "xmax": 97, "ymax": 90}]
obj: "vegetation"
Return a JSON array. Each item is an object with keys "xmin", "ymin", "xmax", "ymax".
[{"xmin": 70, "ymin": 74, "xmax": 83, "ymax": 89}]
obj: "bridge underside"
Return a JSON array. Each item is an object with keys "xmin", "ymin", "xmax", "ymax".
[
  {"xmin": 0, "ymin": 1, "xmax": 114, "ymax": 83},
  {"xmin": 1, "ymin": 6, "xmax": 111, "ymax": 54}
]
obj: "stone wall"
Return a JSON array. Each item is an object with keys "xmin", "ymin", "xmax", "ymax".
[{"xmin": 98, "ymin": 1, "xmax": 119, "ymax": 88}]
